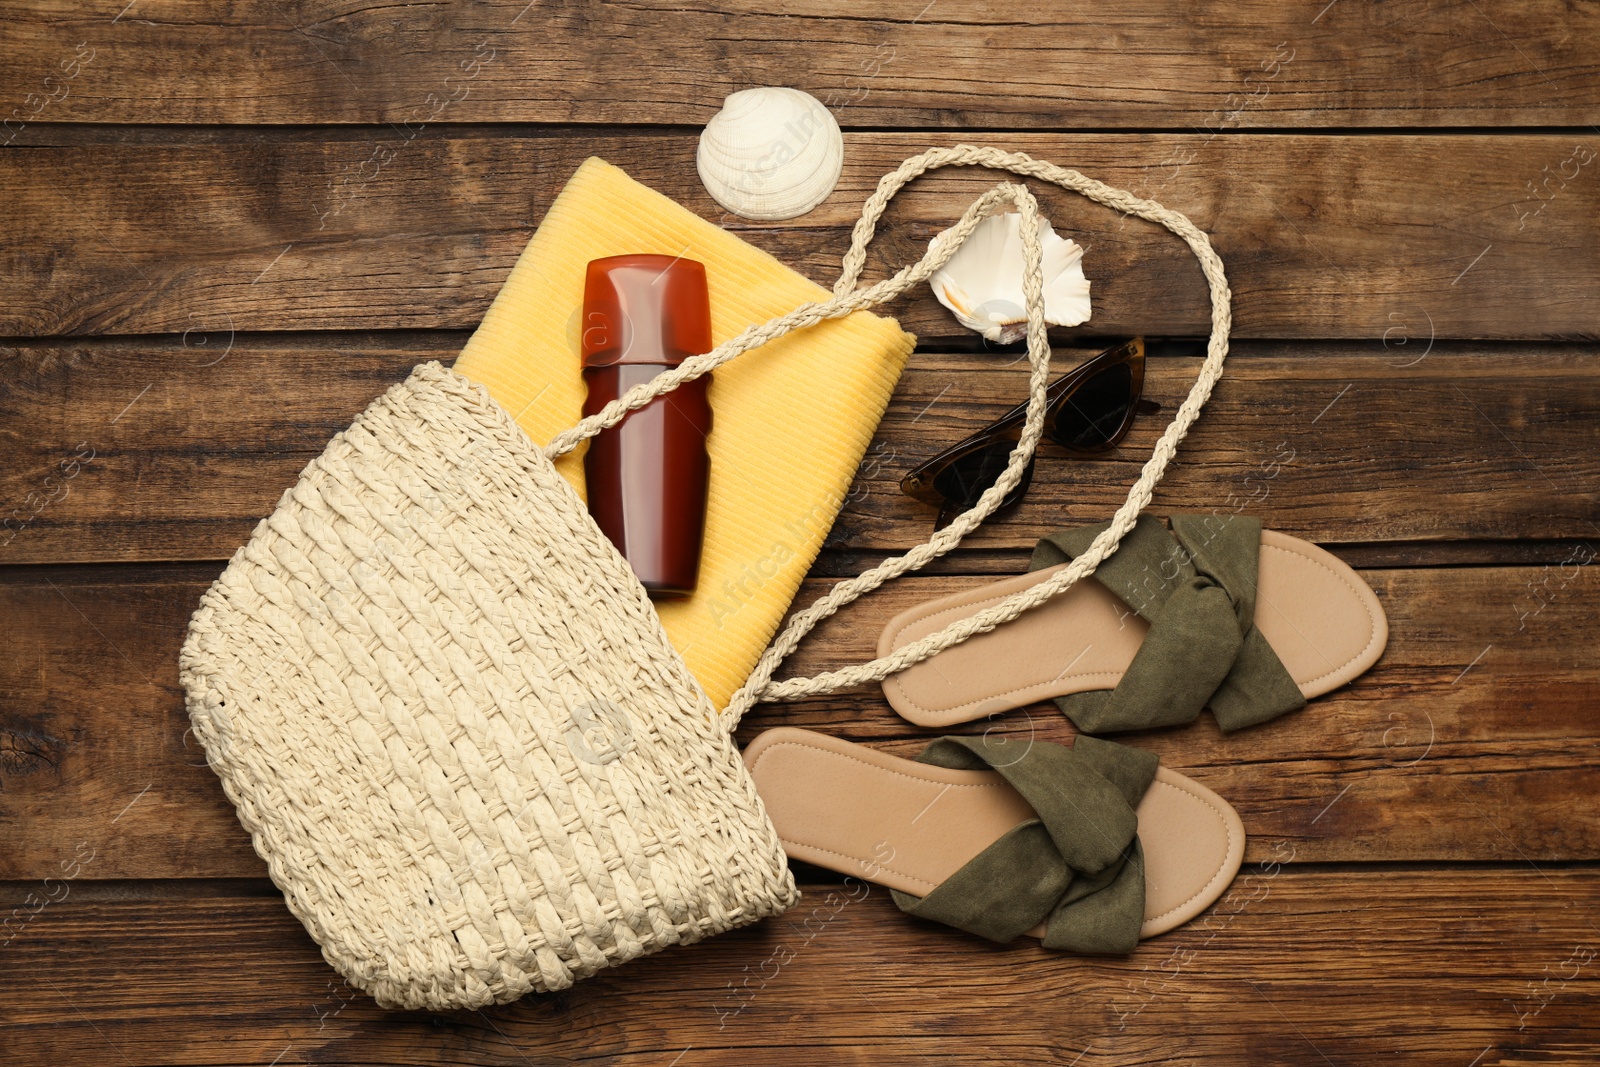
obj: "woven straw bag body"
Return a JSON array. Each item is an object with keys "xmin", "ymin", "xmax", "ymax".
[
  {"xmin": 180, "ymin": 147, "xmax": 1233, "ymax": 1011},
  {"xmin": 181, "ymin": 364, "xmax": 794, "ymax": 1008}
]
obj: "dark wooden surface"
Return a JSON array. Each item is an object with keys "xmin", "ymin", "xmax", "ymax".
[
  {"xmin": 5, "ymin": 131, "xmax": 1600, "ymax": 339},
  {"xmin": 3, "ymin": 4, "xmax": 1598, "ymax": 1064}
]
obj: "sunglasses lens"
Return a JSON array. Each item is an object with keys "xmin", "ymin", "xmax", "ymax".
[
  {"xmin": 930, "ymin": 440, "xmax": 1029, "ymax": 514},
  {"xmin": 1051, "ymin": 362, "xmax": 1134, "ymax": 450}
]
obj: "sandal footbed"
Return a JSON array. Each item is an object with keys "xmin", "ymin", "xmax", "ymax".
[{"xmin": 879, "ymin": 529, "xmax": 1388, "ymax": 727}]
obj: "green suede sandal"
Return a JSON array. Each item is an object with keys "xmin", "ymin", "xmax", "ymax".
[
  {"xmin": 879, "ymin": 512, "xmax": 1387, "ymax": 733},
  {"xmin": 745, "ymin": 727, "xmax": 1244, "ymax": 951}
]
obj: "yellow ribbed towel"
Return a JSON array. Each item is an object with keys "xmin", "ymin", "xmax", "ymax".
[{"xmin": 453, "ymin": 157, "xmax": 916, "ymax": 709}]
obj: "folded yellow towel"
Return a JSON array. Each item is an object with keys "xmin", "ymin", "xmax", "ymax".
[{"xmin": 453, "ymin": 158, "xmax": 916, "ymax": 708}]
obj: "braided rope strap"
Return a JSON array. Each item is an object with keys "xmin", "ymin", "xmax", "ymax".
[{"xmin": 547, "ymin": 145, "xmax": 1232, "ymax": 731}]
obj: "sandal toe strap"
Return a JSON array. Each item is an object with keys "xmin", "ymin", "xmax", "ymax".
[
  {"xmin": 1031, "ymin": 513, "xmax": 1305, "ymax": 734},
  {"xmin": 890, "ymin": 735, "xmax": 1156, "ymax": 954}
]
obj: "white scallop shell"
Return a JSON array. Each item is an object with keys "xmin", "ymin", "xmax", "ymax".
[
  {"xmin": 697, "ymin": 87, "xmax": 844, "ymax": 221},
  {"xmin": 928, "ymin": 212, "xmax": 1092, "ymax": 343}
]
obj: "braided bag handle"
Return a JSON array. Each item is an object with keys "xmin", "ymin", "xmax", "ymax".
[{"xmin": 543, "ymin": 145, "xmax": 1232, "ymax": 731}]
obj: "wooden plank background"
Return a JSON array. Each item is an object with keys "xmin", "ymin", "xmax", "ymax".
[
  {"xmin": 4, "ymin": 343, "xmax": 1598, "ymax": 563},
  {"xmin": 3, "ymin": 0, "xmax": 1598, "ymax": 127},
  {"xmin": 2, "ymin": 2, "xmax": 1597, "ymax": 1064},
  {"xmin": 3, "ymin": 132, "xmax": 1598, "ymax": 339}
]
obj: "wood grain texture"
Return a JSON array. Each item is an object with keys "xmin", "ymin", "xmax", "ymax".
[
  {"xmin": 2, "ymin": 561, "xmax": 1594, "ymax": 880},
  {"xmin": 3, "ymin": 1, "xmax": 1598, "ymax": 128},
  {"xmin": 3, "ymin": 0, "xmax": 1598, "ymax": 1060},
  {"xmin": 5, "ymin": 340, "xmax": 1597, "ymax": 565},
  {"xmin": 1, "ymin": 872, "xmax": 1596, "ymax": 1065},
  {"xmin": 4, "ymin": 131, "xmax": 1598, "ymax": 340}
]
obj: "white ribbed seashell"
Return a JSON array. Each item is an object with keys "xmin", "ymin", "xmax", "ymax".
[
  {"xmin": 697, "ymin": 87, "xmax": 843, "ymax": 221},
  {"xmin": 928, "ymin": 212, "xmax": 1092, "ymax": 343}
]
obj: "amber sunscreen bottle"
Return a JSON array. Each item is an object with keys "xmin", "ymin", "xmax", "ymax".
[{"xmin": 580, "ymin": 254, "xmax": 713, "ymax": 597}]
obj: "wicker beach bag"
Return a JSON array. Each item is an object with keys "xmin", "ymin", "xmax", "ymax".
[{"xmin": 179, "ymin": 146, "xmax": 1233, "ymax": 1010}]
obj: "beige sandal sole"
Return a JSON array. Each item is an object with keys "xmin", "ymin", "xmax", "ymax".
[
  {"xmin": 879, "ymin": 529, "xmax": 1387, "ymax": 728},
  {"xmin": 745, "ymin": 727, "xmax": 1245, "ymax": 941}
]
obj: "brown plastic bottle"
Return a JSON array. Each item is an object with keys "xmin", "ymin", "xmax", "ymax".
[{"xmin": 580, "ymin": 254, "xmax": 713, "ymax": 597}]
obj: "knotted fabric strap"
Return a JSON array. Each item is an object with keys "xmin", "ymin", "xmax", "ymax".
[
  {"xmin": 890, "ymin": 735, "xmax": 1157, "ymax": 954},
  {"xmin": 1029, "ymin": 513, "xmax": 1304, "ymax": 734}
]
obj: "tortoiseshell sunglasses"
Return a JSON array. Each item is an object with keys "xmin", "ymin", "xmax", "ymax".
[{"xmin": 900, "ymin": 338, "xmax": 1159, "ymax": 527}]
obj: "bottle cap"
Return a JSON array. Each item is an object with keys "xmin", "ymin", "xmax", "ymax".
[{"xmin": 581, "ymin": 254, "xmax": 713, "ymax": 368}]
